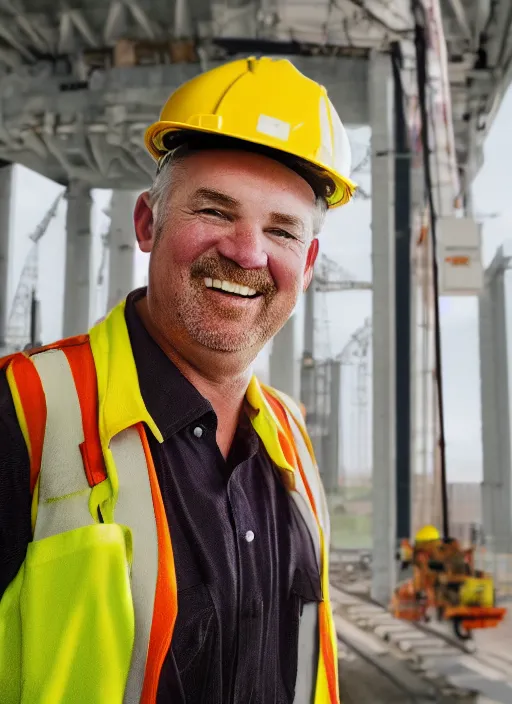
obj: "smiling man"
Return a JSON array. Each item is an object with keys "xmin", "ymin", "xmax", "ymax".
[{"xmin": 0, "ymin": 57, "xmax": 355, "ymax": 704}]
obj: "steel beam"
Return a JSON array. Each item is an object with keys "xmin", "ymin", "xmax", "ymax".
[
  {"xmin": 369, "ymin": 50, "xmax": 396, "ymax": 605},
  {"xmin": 0, "ymin": 162, "xmax": 12, "ymax": 348},
  {"xmin": 62, "ymin": 180, "xmax": 92, "ymax": 337}
]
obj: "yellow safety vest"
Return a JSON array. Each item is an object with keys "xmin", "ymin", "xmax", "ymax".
[{"xmin": 0, "ymin": 299, "xmax": 340, "ymax": 703}]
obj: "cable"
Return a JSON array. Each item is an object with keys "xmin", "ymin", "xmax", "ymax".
[{"xmin": 412, "ymin": 0, "xmax": 450, "ymax": 540}]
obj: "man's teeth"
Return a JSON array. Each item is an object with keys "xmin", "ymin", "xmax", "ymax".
[{"xmin": 204, "ymin": 277, "xmax": 257, "ymax": 297}]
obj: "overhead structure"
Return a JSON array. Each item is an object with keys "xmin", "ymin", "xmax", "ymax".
[{"xmin": 0, "ymin": 1, "xmax": 508, "ymax": 202}]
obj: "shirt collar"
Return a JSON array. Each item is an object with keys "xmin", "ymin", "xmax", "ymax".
[{"xmin": 89, "ymin": 291, "xmax": 294, "ymax": 476}]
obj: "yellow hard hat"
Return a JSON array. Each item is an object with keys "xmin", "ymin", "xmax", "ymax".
[
  {"xmin": 415, "ymin": 525, "xmax": 441, "ymax": 543},
  {"xmin": 144, "ymin": 56, "xmax": 356, "ymax": 208}
]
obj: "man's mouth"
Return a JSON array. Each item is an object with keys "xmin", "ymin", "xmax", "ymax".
[{"xmin": 204, "ymin": 277, "xmax": 260, "ymax": 298}]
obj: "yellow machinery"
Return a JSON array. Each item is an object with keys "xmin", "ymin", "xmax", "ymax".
[{"xmin": 391, "ymin": 526, "xmax": 507, "ymax": 640}]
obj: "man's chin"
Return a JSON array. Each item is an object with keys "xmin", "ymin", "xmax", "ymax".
[{"xmin": 190, "ymin": 327, "xmax": 263, "ymax": 354}]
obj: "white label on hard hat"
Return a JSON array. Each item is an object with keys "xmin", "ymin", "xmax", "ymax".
[{"xmin": 256, "ymin": 114, "xmax": 290, "ymax": 142}]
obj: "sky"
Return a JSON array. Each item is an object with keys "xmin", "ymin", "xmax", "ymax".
[{"xmin": 5, "ymin": 86, "xmax": 512, "ymax": 483}]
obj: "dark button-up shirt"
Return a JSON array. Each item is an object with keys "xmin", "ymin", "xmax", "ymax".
[{"xmin": 0, "ymin": 289, "xmax": 321, "ymax": 703}]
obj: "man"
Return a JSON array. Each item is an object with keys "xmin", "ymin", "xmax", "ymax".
[{"xmin": 0, "ymin": 56, "xmax": 355, "ymax": 703}]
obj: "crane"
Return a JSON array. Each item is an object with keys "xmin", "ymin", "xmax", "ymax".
[{"xmin": 4, "ymin": 193, "xmax": 63, "ymax": 352}]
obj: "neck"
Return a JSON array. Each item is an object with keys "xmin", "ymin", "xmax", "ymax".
[{"xmin": 136, "ymin": 297, "xmax": 254, "ymax": 457}]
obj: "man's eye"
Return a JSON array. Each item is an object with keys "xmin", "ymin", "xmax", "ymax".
[
  {"xmin": 198, "ymin": 208, "xmax": 227, "ymax": 219},
  {"xmin": 270, "ymin": 229, "xmax": 295, "ymax": 240}
]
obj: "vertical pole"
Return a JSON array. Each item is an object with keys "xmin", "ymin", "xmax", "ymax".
[
  {"xmin": 270, "ymin": 315, "xmax": 299, "ymax": 399},
  {"xmin": 0, "ymin": 162, "xmax": 13, "ymax": 348},
  {"xmin": 479, "ymin": 249, "xmax": 512, "ymax": 553},
  {"xmin": 301, "ymin": 284, "xmax": 318, "ymax": 447},
  {"xmin": 107, "ymin": 190, "xmax": 136, "ymax": 310},
  {"xmin": 392, "ymin": 43, "xmax": 412, "ymax": 545},
  {"xmin": 323, "ymin": 359, "xmax": 341, "ymax": 493},
  {"xmin": 63, "ymin": 180, "xmax": 92, "ymax": 337},
  {"xmin": 370, "ymin": 50, "xmax": 397, "ymax": 605}
]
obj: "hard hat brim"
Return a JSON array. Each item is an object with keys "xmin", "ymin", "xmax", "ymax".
[{"xmin": 145, "ymin": 121, "xmax": 357, "ymax": 209}]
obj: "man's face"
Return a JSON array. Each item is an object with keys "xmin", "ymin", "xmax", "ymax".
[{"xmin": 135, "ymin": 149, "xmax": 319, "ymax": 358}]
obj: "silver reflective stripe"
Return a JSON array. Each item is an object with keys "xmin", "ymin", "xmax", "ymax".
[
  {"xmin": 30, "ymin": 349, "xmax": 159, "ymax": 704},
  {"xmin": 110, "ymin": 428, "xmax": 159, "ymax": 704},
  {"xmin": 290, "ymin": 470, "xmax": 320, "ymax": 571},
  {"xmin": 294, "ymin": 602, "xmax": 319, "ymax": 704},
  {"xmin": 32, "ymin": 350, "xmax": 92, "ymax": 540},
  {"xmin": 269, "ymin": 389, "xmax": 325, "ymax": 704}
]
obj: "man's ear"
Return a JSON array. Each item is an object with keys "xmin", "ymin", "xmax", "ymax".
[
  {"xmin": 134, "ymin": 191, "xmax": 155, "ymax": 253},
  {"xmin": 303, "ymin": 237, "xmax": 319, "ymax": 291}
]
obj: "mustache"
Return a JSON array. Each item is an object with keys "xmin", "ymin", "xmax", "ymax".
[{"xmin": 190, "ymin": 255, "xmax": 276, "ymax": 295}]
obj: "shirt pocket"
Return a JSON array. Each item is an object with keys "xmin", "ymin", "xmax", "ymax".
[{"xmin": 172, "ymin": 581, "xmax": 217, "ymax": 675}]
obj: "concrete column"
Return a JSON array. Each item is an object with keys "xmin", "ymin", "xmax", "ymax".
[
  {"xmin": 107, "ymin": 190, "xmax": 136, "ymax": 310},
  {"xmin": 63, "ymin": 180, "xmax": 92, "ymax": 337},
  {"xmin": 270, "ymin": 314, "xmax": 299, "ymax": 398},
  {"xmin": 322, "ymin": 360, "xmax": 341, "ymax": 493},
  {"xmin": 479, "ymin": 247, "xmax": 512, "ymax": 552},
  {"xmin": 0, "ymin": 163, "xmax": 13, "ymax": 348},
  {"xmin": 369, "ymin": 51, "xmax": 397, "ymax": 605},
  {"xmin": 301, "ymin": 285, "xmax": 316, "ymax": 414}
]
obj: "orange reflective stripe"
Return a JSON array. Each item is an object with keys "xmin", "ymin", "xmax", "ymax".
[
  {"xmin": 30, "ymin": 334, "xmax": 90, "ymax": 355},
  {"xmin": 8, "ymin": 354, "xmax": 47, "ymax": 494},
  {"xmin": 319, "ymin": 597, "xmax": 339, "ymax": 702},
  {"xmin": 263, "ymin": 390, "xmax": 319, "ymax": 520},
  {"xmin": 137, "ymin": 423, "xmax": 177, "ymax": 704},
  {"xmin": 262, "ymin": 389, "xmax": 340, "ymax": 704},
  {"xmin": 62, "ymin": 342, "xmax": 107, "ymax": 487},
  {"xmin": 262, "ymin": 390, "xmax": 298, "ymax": 464},
  {"xmin": 0, "ymin": 352, "xmax": 18, "ymax": 372}
]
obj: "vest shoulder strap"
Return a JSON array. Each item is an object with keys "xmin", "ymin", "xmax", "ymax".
[
  {"xmin": 12, "ymin": 337, "xmax": 177, "ymax": 704},
  {"xmin": 4, "ymin": 337, "xmax": 108, "ymax": 502}
]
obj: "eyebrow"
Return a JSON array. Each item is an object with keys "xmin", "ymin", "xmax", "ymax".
[
  {"xmin": 192, "ymin": 187, "xmax": 306, "ymax": 234},
  {"xmin": 191, "ymin": 187, "xmax": 240, "ymax": 208},
  {"xmin": 268, "ymin": 212, "xmax": 304, "ymax": 234}
]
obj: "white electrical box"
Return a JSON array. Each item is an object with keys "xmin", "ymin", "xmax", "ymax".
[{"xmin": 438, "ymin": 216, "xmax": 483, "ymax": 295}]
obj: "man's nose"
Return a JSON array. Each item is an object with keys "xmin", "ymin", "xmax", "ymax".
[{"xmin": 216, "ymin": 223, "xmax": 268, "ymax": 270}]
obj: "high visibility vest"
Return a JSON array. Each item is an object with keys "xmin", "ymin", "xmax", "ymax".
[{"xmin": 0, "ymin": 299, "xmax": 340, "ymax": 704}]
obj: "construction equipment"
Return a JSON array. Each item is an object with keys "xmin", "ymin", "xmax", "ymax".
[{"xmin": 391, "ymin": 527, "xmax": 507, "ymax": 640}]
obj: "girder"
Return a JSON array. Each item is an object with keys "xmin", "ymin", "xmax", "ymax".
[
  {"xmin": 0, "ymin": 0, "xmax": 508, "ymax": 197},
  {"xmin": 0, "ymin": 55, "xmax": 368, "ymax": 188}
]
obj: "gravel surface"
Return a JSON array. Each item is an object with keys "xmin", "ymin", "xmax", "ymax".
[{"xmin": 339, "ymin": 650, "xmax": 412, "ymax": 703}]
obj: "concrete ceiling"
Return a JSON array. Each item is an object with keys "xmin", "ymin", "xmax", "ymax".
[{"xmin": 0, "ymin": 0, "xmax": 509, "ymax": 198}]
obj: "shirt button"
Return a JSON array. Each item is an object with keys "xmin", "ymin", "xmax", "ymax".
[
  {"xmin": 193, "ymin": 426, "xmax": 203, "ymax": 438},
  {"xmin": 245, "ymin": 530, "xmax": 255, "ymax": 543}
]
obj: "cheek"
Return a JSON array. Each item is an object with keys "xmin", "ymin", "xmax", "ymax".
[
  {"xmin": 154, "ymin": 221, "xmax": 216, "ymax": 268},
  {"xmin": 267, "ymin": 248, "xmax": 306, "ymax": 295}
]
